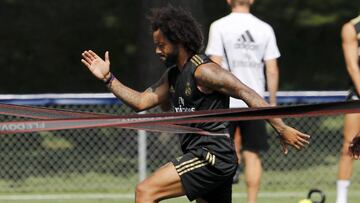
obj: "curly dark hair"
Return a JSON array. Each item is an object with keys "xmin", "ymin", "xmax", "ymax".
[{"xmin": 149, "ymin": 6, "xmax": 204, "ymax": 55}]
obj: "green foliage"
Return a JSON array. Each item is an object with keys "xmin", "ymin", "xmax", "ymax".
[
  {"xmin": 250, "ymin": 0, "xmax": 360, "ymax": 90},
  {"xmin": 0, "ymin": 0, "xmax": 360, "ymax": 93},
  {"xmin": 0, "ymin": 0, "xmax": 139, "ymax": 93}
]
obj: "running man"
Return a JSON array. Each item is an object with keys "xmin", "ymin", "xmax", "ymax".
[{"xmin": 81, "ymin": 6, "xmax": 310, "ymax": 203}]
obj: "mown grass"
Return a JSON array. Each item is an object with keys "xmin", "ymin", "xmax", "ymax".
[{"xmin": 0, "ymin": 160, "xmax": 359, "ymax": 203}]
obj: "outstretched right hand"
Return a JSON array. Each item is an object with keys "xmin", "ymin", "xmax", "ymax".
[{"xmin": 81, "ymin": 50, "xmax": 111, "ymax": 81}]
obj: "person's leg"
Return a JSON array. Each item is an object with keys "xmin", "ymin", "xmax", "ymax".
[
  {"xmin": 240, "ymin": 120, "xmax": 268, "ymax": 203},
  {"xmin": 243, "ymin": 150, "xmax": 262, "ymax": 203},
  {"xmin": 232, "ymin": 124, "xmax": 242, "ymax": 183},
  {"xmin": 135, "ymin": 162, "xmax": 186, "ymax": 203},
  {"xmin": 336, "ymin": 113, "xmax": 360, "ymax": 203},
  {"xmin": 234, "ymin": 125, "xmax": 242, "ymax": 164}
]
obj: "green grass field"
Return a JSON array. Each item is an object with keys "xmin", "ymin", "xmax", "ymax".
[
  {"xmin": 0, "ymin": 161, "xmax": 359, "ymax": 203},
  {"xmin": 0, "ymin": 192, "xmax": 360, "ymax": 203},
  {"xmin": 0, "ymin": 151, "xmax": 359, "ymax": 203}
]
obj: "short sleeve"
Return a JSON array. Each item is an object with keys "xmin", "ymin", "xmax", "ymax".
[
  {"xmin": 205, "ymin": 22, "xmax": 225, "ymax": 57},
  {"xmin": 263, "ymin": 26, "xmax": 281, "ymax": 60}
]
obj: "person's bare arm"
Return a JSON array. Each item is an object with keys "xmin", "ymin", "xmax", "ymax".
[
  {"xmin": 195, "ymin": 63, "xmax": 272, "ymax": 111},
  {"xmin": 109, "ymin": 71, "xmax": 169, "ymax": 111},
  {"xmin": 265, "ymin": 58, "xmax": 279, "ymax": 106},
  {"xmin": 81, "ymin": 50, "xmax": 169, "ymax": 111},
  {"xmin": 342, "ymin": 23, "xmax": 360, "ymax": 95},
  {"xmin": 194, "ymin": 63, "xmax": 310, "ymax": 153}
]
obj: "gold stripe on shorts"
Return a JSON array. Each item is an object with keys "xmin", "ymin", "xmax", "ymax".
[
  {"xmin": 205, "ymin": 152, "xmax": 216, "ymax": 166},
  {"xmin": 175, "ymin": 157, "xmax": 199, "ymax": 169},
  {"xmin": 177, "ymin": 160, "xmax": 209, "ymax": 176},
  {"xmin": 175, "ymin": 157, "xmax": 208, "ymax": 176},
  {"xmin": 177, "ymin": 159, "xmax": 207, "ymax": 173},
  {"xmin": 178, "ymin": 162, "xmax": 208, "ymax": 176}
]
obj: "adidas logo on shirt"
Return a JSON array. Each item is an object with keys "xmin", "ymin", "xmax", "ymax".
[
  {"xmin": 237, "ymin": 30, "xmax": 255, "ymax": 43},
  {"xmin": 234, "ymin": 30, "xmax": 259, "ymax": 50}
]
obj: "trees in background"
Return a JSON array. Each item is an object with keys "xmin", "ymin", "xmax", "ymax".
[{"xmin": 0, "ymin": 0, "xmax": 359, "ymax": 93}]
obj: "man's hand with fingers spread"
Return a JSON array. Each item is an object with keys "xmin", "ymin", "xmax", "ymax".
[
  {"xmin": 278, "ymin": 126, "xmax": 311, "ymax": 154},
  {"xmin": 81, "ymin": 50, "xmax": 111, "ymax": 81}
]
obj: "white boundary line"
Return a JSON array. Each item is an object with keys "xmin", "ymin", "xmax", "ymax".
[
  {"xmin": 274, "ymin": 91, "xmax": 348, "ymax": 97},
  {"xmin": 1, "ymin": 192, "xmax": 360, "ymax": 200}
]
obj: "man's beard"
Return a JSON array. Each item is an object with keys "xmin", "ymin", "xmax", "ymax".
[{"xmin": 163, "ymin": 47, "xmax": 179, "ymax": 68}]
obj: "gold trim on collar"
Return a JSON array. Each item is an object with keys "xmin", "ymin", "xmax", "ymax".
[
  {"xmin": 191, "ymin": 58, "xmax": 201, "ymax": 66},
  {"xmin": 351, "ymin": 15, "xmax": 360, "ymax": 25},
  {"xmin": 194, "ymin": 55, "xmax": 204, "ymax": 64},
  {"xmin": 190, "ymin": 55, "xmax": 203, "ymax": 67}
]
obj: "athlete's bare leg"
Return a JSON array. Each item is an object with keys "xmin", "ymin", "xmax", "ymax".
[
  {"xmin": 336, "ymin": 113, "xmax": 360, "ymax": 203},
  {"xmin": 338, "ymin": 113, "xmax": 360, "ymax": 180},
  {"xmin": 232, "ymin": 126, "xmax": 242, "ymax": 184},
  {"xmin": 235, "ymin": 125, "xmax": 262, "ymax": 203},
  {"xmin": 135, "ymin": 162, "xmax": 186, "ymax": 203},
  {"xmin": 243, "ymin": 150, "xmax": 262, "ymax": 203},
  {"xmin": 234, "ymin": 126, "xmax": 242, "ymax": 164}
]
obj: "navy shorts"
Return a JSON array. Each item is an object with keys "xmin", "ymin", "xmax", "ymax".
[
  {"xmin": 171, "ymin": 147, "xmax": 237, "ymax": 202},
  {"xmin": 230, "ymin": 120, "xmax": 269, "ymax": 152}
]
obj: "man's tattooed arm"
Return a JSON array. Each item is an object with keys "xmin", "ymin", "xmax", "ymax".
[
  {"xmin": 194, "ymin": 63, "xmax": 269, "ymax": 108},
  {"xmin": 109, "ymin": 69, "xmax": 170, "ymax": 112},
  {"xmin": 194, "ymin": 63, "xmax": 310, "ymax": 153}
]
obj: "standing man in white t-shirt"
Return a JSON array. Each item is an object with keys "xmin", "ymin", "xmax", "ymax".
[{"xmin": 205, "ymin": 0, "xmax": 280, "ymax": 202}]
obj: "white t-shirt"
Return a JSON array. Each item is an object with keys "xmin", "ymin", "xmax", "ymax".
[{"xmin": 206, "ymin": 12, "xmax": 280, "ymax": 108}]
